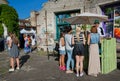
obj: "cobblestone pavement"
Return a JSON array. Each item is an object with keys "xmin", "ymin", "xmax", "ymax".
[{"xmin": 0, "ymin": 44, "xmax": 120, "ymax": 81}]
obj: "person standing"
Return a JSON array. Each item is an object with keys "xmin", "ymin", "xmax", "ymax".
[
  {"xmin": 9, "ymin": 33, "xmax": 20, "ymax": 72},
  {"xmin": 31, "ymin": 35, "xmax": 36, "ymax": 51},
  {"xmin": 94, "ymin": 20, "xmax": 105, "ymax": 54},
  {"xmin": 73, "ymin": 27, "xmax": 85, "ymax": 77},
  {"xmin": 6, "ymin": 32, "xmax": 12, "ymax": 51},
  {"xmin": 87, "ymin": 26, "xmax": 101, "ymax": 77},
  {"xmin": 59, "ymin": 32, "xmax": 66, "ymax": 71},
  {"xmin": 6, "ymin": 32, "xmax": 12, "ymax": 68},
  {"xmin": 23, "ymin": 34, "xmax": 31, "ymax": 53},
  {"xmin": 64, "ymin": 26, "xmax": 74, "ymax": 73},
  {"xmin": 94, "ymin": 20, "xmax": 105, "ymax": 37},
  {"xmin": 27, "ymin": 35, "xmax": 31, "ymax": 52}
]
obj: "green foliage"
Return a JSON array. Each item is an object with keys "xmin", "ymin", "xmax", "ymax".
[
  {"xmin": 115, "ymin": 19, "xmax": 120, "ymax": 24},
  {"xmin": 0, "ymin": 24, "xmax": 3, "ymax": 37},
  {"xmin": 105, "ymin": 8, "xmax": 114, "ymax": 15},
  {"xmin": 0, "ymin": 4, "xmax": 19, "ymax": 37},
  {"xmin": 115, "ymin": 19, "xmax": 120, "ymax": 27}
]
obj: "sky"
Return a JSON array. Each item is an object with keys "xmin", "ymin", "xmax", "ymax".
[{"xmin": 8, "ymin": 0, "xmax": 48, "ymax": 19}]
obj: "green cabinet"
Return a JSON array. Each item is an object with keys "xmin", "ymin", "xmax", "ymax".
[{"xmin": 101, "ymin": 38, "xmax": 117, "ymax": 74}]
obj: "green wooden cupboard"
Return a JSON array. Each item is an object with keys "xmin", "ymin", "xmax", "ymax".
[{"xmin": 101, "ymin": 38, "xmax": 117, "ymax": 74}]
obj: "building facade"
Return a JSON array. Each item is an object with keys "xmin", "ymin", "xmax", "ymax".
[
  {"xmin": 30, "ymin": 0, "xmax": 120, "ymax": 51},
  {"xmin": 0, "ymin": 0, "xmax": 8, "ymax": 4}
]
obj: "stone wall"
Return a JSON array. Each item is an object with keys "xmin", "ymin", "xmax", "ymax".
[{"xmin": 34, "ymin": 0, "xmax": 119, "ymax": 51}]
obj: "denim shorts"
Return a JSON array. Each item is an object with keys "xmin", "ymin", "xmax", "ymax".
[{"xmin": 59, "ymin": 50, "xmax": 66, "ymax": 55}]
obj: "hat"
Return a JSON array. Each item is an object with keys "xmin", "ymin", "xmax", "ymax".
[{"xmin": 94, "ymin": 20, "xmax": 99, "ymax": 24}]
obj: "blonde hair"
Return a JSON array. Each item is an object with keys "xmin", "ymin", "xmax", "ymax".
[
  {"xmin": 76, "ymin": 27, "xmax": 81, "ymax": 41},
  {"xmin": 76, "ymin": 27, "xmax": 81, "ymax": 32},
  {"xmin": 12, "ymin": 33, "xmax": 19, "ymax": 45}
]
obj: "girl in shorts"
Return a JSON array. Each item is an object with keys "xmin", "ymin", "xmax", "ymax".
[{"xmin": 59, "ymin": 32, "xmax": 66, "ymax": 71}]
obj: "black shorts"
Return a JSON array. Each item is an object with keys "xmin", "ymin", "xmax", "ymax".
[{"xmin": 73, "ymin": 43, "xmax": 84, "ymax": 56}]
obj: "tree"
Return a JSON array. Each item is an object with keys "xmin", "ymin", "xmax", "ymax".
[{"xmin": 0, "ymin": 4, "xmax": 19, "ymax": 37}]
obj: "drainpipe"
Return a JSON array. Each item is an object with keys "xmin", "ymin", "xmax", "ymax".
[{"xmin": 45, "ymin": 10, "xmax": 49, "ymax": 60}]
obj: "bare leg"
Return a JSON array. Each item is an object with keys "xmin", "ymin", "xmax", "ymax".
[
  {"xmin": 79, "ymin": 56, "xmax": 84, "ymax": 73},
  {"xmin": 16, "ymin": 57, "xmax": 20, "ymax": 68},
  {"xmin": 10, "ymin": 58, "xmax": 14, "ymax": 69},
  {"xmin": 59, "ymin": 55, "xmax": 62, "ymax": 67},
  {"xmin": 76, "ymin": 55, "xmax": 80, "ymax": 74},
  {"xmin": 61, "ymin": 55, "xmax": 65, "ymax": 66}
]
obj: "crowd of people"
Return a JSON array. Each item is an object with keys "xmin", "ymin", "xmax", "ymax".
[
  {"xmin": 23, "ymin": 34, "xmax": 36, "ymax": 54},
  {"xmin": 58, "ymin": 20, "xmax": 104, "ymax": 77},
  {"xmin": 5, "ymin": 20, "xmax": 104, "ymax": 76}
]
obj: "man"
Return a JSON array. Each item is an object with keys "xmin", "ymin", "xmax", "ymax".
[
  {"xmin": 94, "ymin": 20, "xmax": 105, "ymax": 38},
  {"xmin": 94, "ymin": 20, "xmax": 105, "ymax": 54}
]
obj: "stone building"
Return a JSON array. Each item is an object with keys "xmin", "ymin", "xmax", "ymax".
[
  {"xmin": 0, "ymin": 0, "xmax": 8, "ymax": 4},
  {"xmin": 30, "ymin": 0, "xmax": 120, "ymax": 51}
]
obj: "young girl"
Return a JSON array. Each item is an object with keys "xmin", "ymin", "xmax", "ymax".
[
  {"xmin": 59, "ymin": 32, "xmax": 66, "ymax": 71},
  {"xmin": 9, "ymin": 33, "xmax": 20, "ymax": 72}
]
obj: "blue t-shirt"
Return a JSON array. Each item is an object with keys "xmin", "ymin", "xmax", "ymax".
[{"xmin": 90, "ymin": 33, "xmax": 100, "ymax": 44}]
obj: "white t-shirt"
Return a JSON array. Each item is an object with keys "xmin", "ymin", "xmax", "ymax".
[
  {"xmin": 31, "ymin": 38, "xmax": 36, "ymax": 46},
  {"xmin": 97, "ymin": 27, "xmax": 105, "ymax": 37},
  {"xmin": 6, "ymin": 36, "xmax": 11, "ymax": 41},
  {"xmin": 59, "ymin": 38, "xmax": 65, "ymax": 50}
]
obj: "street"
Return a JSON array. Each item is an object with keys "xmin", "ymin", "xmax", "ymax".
[{"xmin": 0, "ymin": 48, "xmax": 120, "ymax": 81}]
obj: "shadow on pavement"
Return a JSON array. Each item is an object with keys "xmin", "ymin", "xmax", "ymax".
[
  {"xmin": 19, "ymin": 55, "xmax": 30, "ymax": 68},
  {"xmin": 0, "ymin": 38, "xmax": 4, "ymax": 52},
  {"xmin": 117, "ymin": 49, "xmax": 120, "ymax": 53},
  {"xmin": 117, "ymin": 62, "xmax": 120, "ymax": 70},
  {"xmin": 117, "ymin": 57, "xmax": 120, "ymax": 70}
]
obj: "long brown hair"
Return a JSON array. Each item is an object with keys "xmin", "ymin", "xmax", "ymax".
[
  {"xmin": 90, "ymin": 26, "xmax": 97, "ymax": 33},
  {"xmin": 11, "ymin": 33, "xmax": 19, "ymax": 45}
]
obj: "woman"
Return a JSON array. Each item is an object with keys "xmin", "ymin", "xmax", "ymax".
[
  {"xmin": 64, "ymin": 26, "xmax": 74, "ymax": 73},
  {"xmin": 87, "ymin": 26, "xmax": 101, "ymax": 77},
  {"xmin": 9, "ymin": 33, "xmax": 20, "ymax": 72},
  {"xmin": 73, "ymin": 27, "xmax": 85, "ymax": 77},
  {"xmin": 59, "ymin": 32, "xmax": 66, "ymax": 71},
  {"xmin": 23, "ymin": 34, "xmax": 31, "ymax": 53},
  {"xmin": 23, "ymin": 34, "xmax": 28, "ymax": 53}
]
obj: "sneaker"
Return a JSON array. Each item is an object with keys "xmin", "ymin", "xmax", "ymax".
[
  {"xmin": 92, "ymin": 74, "xmax": 97, "ymax": 77},
  {"xmin": 80, "ymin": 72, "xmax": 84, "ymax": 77},
  {"xmin": 16, "ymin": 67, "xmax": 20, "ymax": 70},
  {"xmin": 62, "ymin": 66, "xmax": 66, "ymax": 71},
  {"xmin": 76, "ymin": 73, "xmax": 79, "ymax": 77},
  {"xmin": 66, "ymin": 70, "xmax": 73, "ymax": 73},
  {"xmin": 9, "ymin": 68, "xmax": 14, "ymax": 72}
]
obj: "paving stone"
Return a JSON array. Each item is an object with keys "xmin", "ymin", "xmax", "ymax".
[{"xmin": 0, "ymin": 43, "xmax": 120, "ymax": 81}]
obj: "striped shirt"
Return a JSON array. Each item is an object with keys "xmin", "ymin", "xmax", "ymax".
[{"xmin": 74, "ymin": 32, "xmax": 84, "ymax": 44}]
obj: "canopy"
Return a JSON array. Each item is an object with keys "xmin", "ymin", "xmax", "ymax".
[
  {"xmin": 63, "ymin": 12, "xmax": 108, "ymax": 25},
  {"xmin": 20, "ymin": 29, "xmax": 36, "ymax": 34}
]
